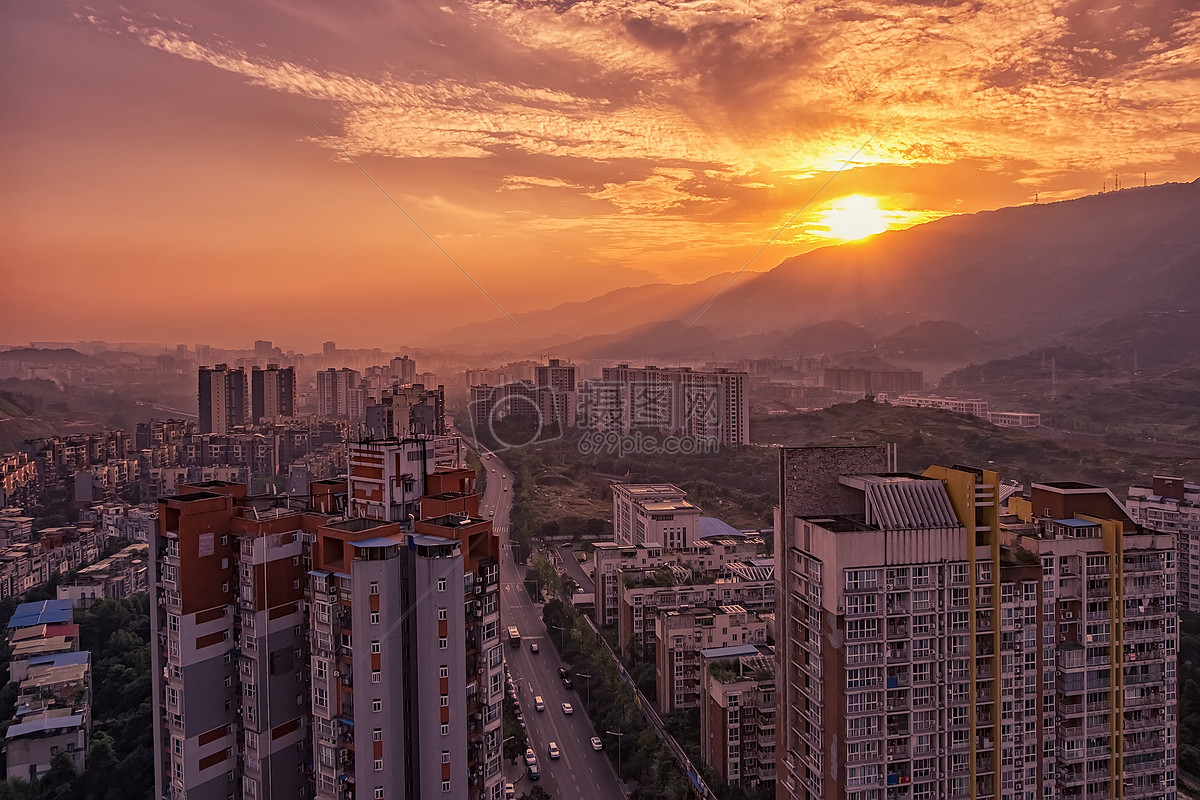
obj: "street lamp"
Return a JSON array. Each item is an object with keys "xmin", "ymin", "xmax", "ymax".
[
  {"xmin": 575, "ymin": 672, "xmax": 592, "ymax": 709},
  {"xmin": 607, "ymin": 730, "xmax": 625, "ymax": 776},
  {"xmin": 550, "ymin": 624, "xmax": 566, "ymax": 653}
]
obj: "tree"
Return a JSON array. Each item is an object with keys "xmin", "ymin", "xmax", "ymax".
[
  {"xmin": 518, "ymin": 787, "xmax": 552, "ymax": 800},
  {"xmin": 80, "ymin": 731, "xmax": 118, "ymax": 800},
  {"xmin": 39, "ymin": 751, "xmax": 77, "ymax": 800}
]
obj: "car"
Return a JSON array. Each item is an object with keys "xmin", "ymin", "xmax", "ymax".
[
  {"xmin": 516, "ymin": 713, "xmax": 526, "ymax": 729},
  {"xmin": 548, "ymin": 742, "xmax": 560, "ymax": 759},
  {"xmin": 558, "ymin": 667, "xmax": 570, "ymax": 679},
  {"xmin": 491, "ymin": 468, "xmax": 496, "ymax": 473},
  {"xmin": 591, "ymin": 736, "xmax": 603, "ymax": 751},
  {"xmin": 529, "ymin": 642, "xmax": 539, "ymax": 653},
  {"xmin": 524, "ymin": 748, "xmax": 537, "ymax": 767},
  {"xmin": 528, "ymin": 763, "xmax": 540, "ymax": 781},
  {"xmin": 561, "ymin": 702, "xmax": 574, "ymax": 715},
  {"xmin": 488, "ymin": 511, "xmax": 495, "ymax": 517},
  {"xmin": 562, "ymin": 676, "xmax": 573, "ymax": 689},
  {"xmin": 505, "ymin": 782, "xmax": 515, "ymax": 800},
  {"xmin": 503, "ymin": 487, "xmax": 509, "ymax": 492},
  {"xmin": 534, "ymin": 696, "xmax": 545, "ymax": 712}
]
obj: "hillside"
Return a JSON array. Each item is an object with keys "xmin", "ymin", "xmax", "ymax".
[
  {"xmin": 449, "ymin": 180, "xmax": 1200, "ymax": 361},
  {"xmin": 751, "ymin": 400, "xmax": 1200, "ymax": 493}
]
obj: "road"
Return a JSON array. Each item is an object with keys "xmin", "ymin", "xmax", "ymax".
[{"xmin": 455, "ymin": 426, "xmax": 626, "ymax": 800}]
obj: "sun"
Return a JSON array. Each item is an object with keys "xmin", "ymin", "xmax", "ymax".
[{"xmin": 818, "ymin": 195, "xmax": 890, "ymax": 241}]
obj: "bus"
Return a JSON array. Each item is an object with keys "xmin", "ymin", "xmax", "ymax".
[{"xmin": 508, "ymin": 626, "xmax": 521, "ymax": 648}]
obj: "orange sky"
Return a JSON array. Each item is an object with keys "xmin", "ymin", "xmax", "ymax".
[{"xmin": 3, "ymin": 0, "xmax": 1199, "ymax": 351}]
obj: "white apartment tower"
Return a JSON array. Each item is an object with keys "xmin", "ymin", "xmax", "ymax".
[{"xmin": 1127, "ymin": 475, "xmax": 1200, "ymax": 612}]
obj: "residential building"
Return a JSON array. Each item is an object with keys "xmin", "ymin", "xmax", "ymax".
[
  {"xmin": 346, "ymin": 437, "xmax": 468, "ymax": 523},
  {"xmin": 1127, "ymin": 475, "xmax": 1200, "ymax": 611},
  {"xmin": 390, "ymin": 356, "xmax": 417, "ymax": 384},
  {"xmin": 597, "ymin": 365, "xmax": 749, "ymax": 445},
  {"xmin": 151, "ymin": 482, "xmax": 332, "ymax": 800},
  {"xmin": 57, "ymin": 542, "xmax": 149, "ymax": 607},
  {"xmin": 308, "ymin": 512, "xmax": 502, "ymax": 799},
  {"xmin": 655, "ymin": 604, "xmax": 768, "ymax": 712},
  {"xmin": 251, "ymin": 364, "xmax": 296, "ymax": 423},
  {"xmin": 774, "ymin": 446, "xmax": 1178, "ymax": 800},
  {"xmin": 317, "ymin": 368, "xmax": 364, "ymax": 419},
  {"xmin": 822, "ymin": 367, "xmax": 924, "ymax": 395},
  {"xmin": 611, "ymin": 484, "xmax": 700, "ymax": 548},
  {"xmin": 0, "ymin": 452, "xmax": 38, "ymax": 509},
  {"xmin": 618, "ymin": 561, "xmax": 774, "ymax": 659},
  {"xmin": 199, "ymin": 364, "xmax": 248, "ymax": 435},
  {"xmin": 891, "ymin": 393, "xmax": 991, "ymax": 416},
  {"xmin": 592, "ymin": 536, "xmax": 760, "ymax": 628},
  {"xmin": 365, "ymin": 385, "xmax": 446, "ymax": 440},
  {"xmin": 535, "ymin": 359, "xmax": 576, "ymax": 392},
  {"xmin": 700, "ymin": 645, "xmax": 776, "ymax": 789}
]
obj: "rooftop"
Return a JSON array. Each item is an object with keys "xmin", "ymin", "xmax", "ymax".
[
  {"xmin": 5, "ymin": 714, "xmax": 85, "ymax": 740},
  {"xmin": 8, "ymin": 600, "xmax": 73, "ymax": 630}
]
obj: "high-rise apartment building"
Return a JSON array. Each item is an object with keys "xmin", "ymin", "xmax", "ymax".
[
  {"xmin": 655, "ymin": 604, "xmax": 768, "ymax": 712},
  {"xmin": 316, "ymin": 368, "xmax": 363, "ymax": 419},
  {"xmin": 1127, "ymin": 475, "xmax": 1200, "ymax": 611},
  {"xmin": 611, "ymin": 483, "xmax": 700, "ymax": 548},
  {"xmin": 346, "ymin": 437, "xmax": 467, "ymax": 524},
  {"xmin": 700, "ymin": 644, "xmax": 777, "ymax": 789},
  {"xmin": 598, "ymin": 365, "xmax": 749, "ymax": 445},
  {"xmin": 774, "ymin": 447, "xmax": 1178, "ymax": 800},
  {"xmin": 151, "ymin": 481, "xmax": 330, "ymax": 800},
  {"xmin": 365, "ymin": 386, "xmax": 446, "ymax": 440},
  {"xmin": 198, "ymin": 365, "xmax": 248, "ymax": 434},
  {"xmin": 534, "ymin": 359, "xmax": 576, "ymax": 392},
  {"xmin": 251, "ymin": 364, "xmax": 296, "ymax": 423},
  {"xmin": 390, "ymin": 356, "xmax": 417, "ymax": 384},
  {"xmin": 307, "ymin": 509, "xmax": 502, "ymax": 800}
]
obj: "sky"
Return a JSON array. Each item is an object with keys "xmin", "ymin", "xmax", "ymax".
[{"xmin": 2, "ymin": 0, "xmax": 1199, "ymax": 351}]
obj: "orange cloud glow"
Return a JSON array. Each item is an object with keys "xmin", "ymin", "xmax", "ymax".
[{"xmin": 2, "ymin": 0, "xmax": 1198, "ymax": 348}]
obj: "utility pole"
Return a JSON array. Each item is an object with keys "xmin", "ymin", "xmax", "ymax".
[
  {"xmin": 576, "ymin": 672, "xmax": 593, "ymax": 709},
  {"xmin": 607, "ymin": 730, "xmax": 625, "ymax": 776}
]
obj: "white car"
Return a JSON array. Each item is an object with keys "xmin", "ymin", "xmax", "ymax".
[
  {"xmin": 548, "ymin": 742, "xmax": 560, "ymax": 759},
  {"xmin": 505, "ymin": 782, "xmax": 515, "ymax": 799},
  {"xmin": 561, "ymin": 702, "xmax": 574, "ymax": 715},
  {"xmin": 534, "ymin": 696, "xmax": 545, "ymax": 712},
  {"xmin": 488, "ymin": 511, "xmax": 495, "ymax": 517},
  {"xmin": 524, "ymin": 748, "xmax": 537, "ymax": 767},
  {"xmin": 590, "ymin": 736, "xmax": 603, "ymax": 751}
]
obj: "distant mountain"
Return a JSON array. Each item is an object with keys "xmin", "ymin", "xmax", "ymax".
[
  {"xmin": 873, "ymin": 320, "xmax": 991, "ymax": 363},
  {"xmin": 0, "ymin": 348, "xmax": 94, "ymax": 365},
  {"xmin": 686, "ymin": 180, "xmax": 1200, "ymax": 342},
  {"xmin": 451, "ymin": 180, "xmax": 1200, "ymax": 360},
  {"xmin": 773, "ymin": 321, "xmax": 874, "ymax": 357},
  {"xmin": 437, "ymin": 272, "xmax": 747, "ymax": 352}
]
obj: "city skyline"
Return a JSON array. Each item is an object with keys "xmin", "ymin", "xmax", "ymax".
[{"xmin": 4, "ymin": 0, "xmax": 1200, "ymax": 348}]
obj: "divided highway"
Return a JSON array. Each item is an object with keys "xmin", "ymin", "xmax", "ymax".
[{"xmin": 459, "ymin": 428, "xmax": 627, "ymax": 800}]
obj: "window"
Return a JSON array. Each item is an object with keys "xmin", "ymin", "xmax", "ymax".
[
  {"xmin": 374, "ymin": 789, "xmax": 384, "ymax": 800},
  {"xmin": 845, "ymin": 569, "xmax": 878, "ymax": 590},
  {"xmin": 370, "ymin": 612, "xmax": 380, "ymax": 625},
  {"xmin": 439, "ymin": 636, "xmax": 448, "ymax": 649},
  {"xmin": 440, "ymin": 665, "xmax": 449, "ymax": 678},
  {"xmin": 314, "ymin": 688, "xmax": 328, "ymax": 709},
  {"xmin": 441, "ymin": 723, "xmax": 450, "ymax": 736},
  {"xmin": 371, "ymin": 640, "xmax": 381, "ymax": 654},
  {"xmin": 440, "ymin": 694, "xmax": 450, "ymax": 707},
  {"xmin": 374, "ymin": 758, "xmax": 384, "ymax": 772},
  {"xmin": 438, "ymin": 578, "xmax": 446, "ymax": 592},
  {"xmin": 370, "ymin": 581, "xmax": 379, "ymax": 595},
  {"xmin": 373, "ymin": 728, "xmax": 383, "ymax": 742},
  {"xmin": 442, "ymin": 781, "xmax": 451, "ymax": 793},
  {"xmin": 373, "ymin": 698, "xmax": 382, "ymax": 713},
  {"xmin": 441, "ymin": 750, "xmax": 451, "ymax": 763},
  {"xmin": 438, "ymin": 607, "xmax": 447, "ymax": 620},
  {"xmin": 315, "ymin": 660, "xmax": 327, "ymax": 680},
  {"xmin": 371, "ymin": 671, "xmax": 381, "ymax": 684}
]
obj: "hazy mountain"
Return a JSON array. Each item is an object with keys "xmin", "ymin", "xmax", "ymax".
[
  {"xmin": 437, "ymin": 272, "xmax": 746, "ymax": 352},
  {"xmin": 873, "ymin": 320, "xmax": 991, "ymax": 363},
  {"xmin": 773, "ymin": 321, "xmax": 875, "ymax": 357},
  {"xmin": 451, "ymin": 180, "xmax": 1200, "ymax": 360}
]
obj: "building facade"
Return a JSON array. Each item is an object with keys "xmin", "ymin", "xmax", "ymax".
[
  {"xmin": 251, "ymin": 364, "xmax": 296, "ymax": 423},
  {"xmin": 611, "ymin": 484, "xmax": 700, "ymax": 548},
  {"xmin": 199, "ymin": 365, "xmax": 248, "ymax": 435},
  {"xmin": 1127, "ymin": 475, "xmax": 1200, "ymax": 612}
]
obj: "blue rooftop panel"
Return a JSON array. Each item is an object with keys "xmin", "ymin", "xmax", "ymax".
[
  {"xmin": 7, "ymin": 600, "xmax": 75, "ymax": 629},
  {"xmin": 5, "ymin": 714, "xmax": 85, "ymax": 739},
  {"xmin": 699, "ymin": 644, "xmax": 760, "ymax": 660},
  {"xmin": 1055, "ymin": 519, "xmax": 1099, "ymax": 528},
  {"xmin": 26, "ymin": 651, "xmax": 90, "ymax": 669},
  {"xmin": 698, "ymin": 517, "xmax": 746, "ymax": 539}
]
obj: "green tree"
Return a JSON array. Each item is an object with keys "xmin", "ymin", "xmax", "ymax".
[{"xmin": 39, "ymin": 751, "xmax": 77, "ymax": 800}]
